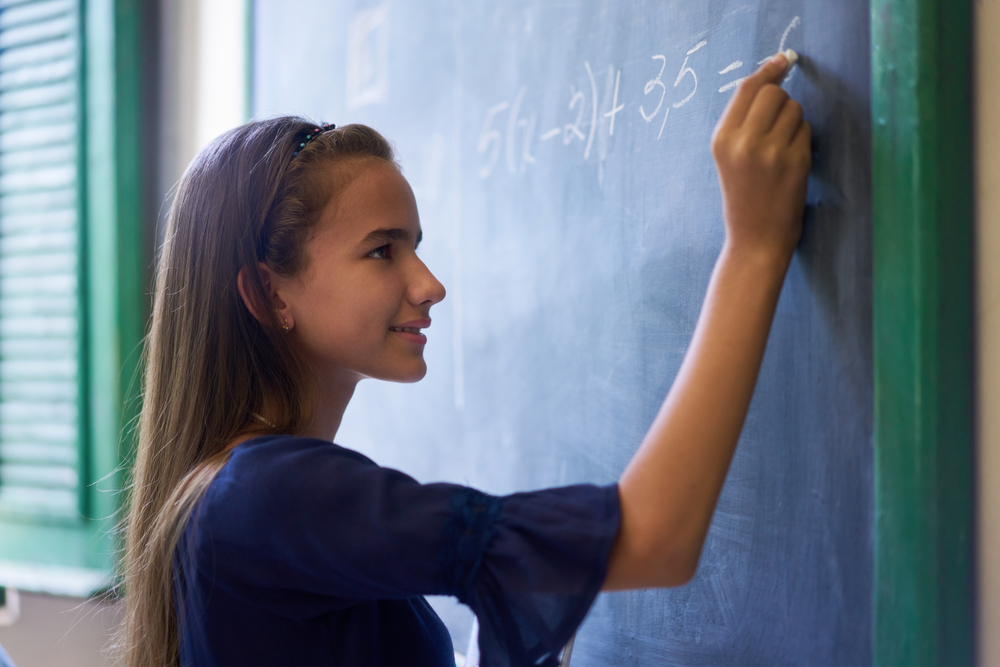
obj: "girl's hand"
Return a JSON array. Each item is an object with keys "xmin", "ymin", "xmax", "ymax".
[{"xmin": 711, "ymin": 53, "xmax": 811, "ymax": 264}]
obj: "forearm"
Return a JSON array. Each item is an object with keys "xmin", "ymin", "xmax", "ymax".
[
  {"xmin": 604, "ymin": 243, "xmax": 789, "ymax": 590},
  {"xmin": 602, "ymin": 52, "xmax": 809, "ymax": 591}
]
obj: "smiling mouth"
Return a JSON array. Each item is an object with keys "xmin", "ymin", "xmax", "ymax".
[{"xmin": 389, "ymin": 327, "xmax": 422, "ymax": 334}]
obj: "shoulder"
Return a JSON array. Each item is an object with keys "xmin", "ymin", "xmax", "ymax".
[
  {"xmin": 201, "ymin": 436, "xmax": 383, "ymax": 518},
  {"xmin": 227, "ymin": 434, "xmax": 376, "ymax": 470},
  {"xmin": 186, "ymin": 435, "xmax": 460, "ymax": 578}
]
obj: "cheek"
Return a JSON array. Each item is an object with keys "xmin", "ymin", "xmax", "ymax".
[{"xmin": 297, "ymin": 278, "xmax": 398, "ymax": 349}]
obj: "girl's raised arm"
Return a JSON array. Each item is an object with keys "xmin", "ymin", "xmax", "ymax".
[{"xmin": 604, "ymin": 52, "xmax": 811, "ymax": 590}]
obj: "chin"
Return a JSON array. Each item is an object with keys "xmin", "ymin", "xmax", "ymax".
[
  {"xmin": 380, "ymin": 361, "xmax": 427, "ymax": 384},
  {"xmin": 403, "ymin": 363, "xmax": 428, "ymax": 383}
]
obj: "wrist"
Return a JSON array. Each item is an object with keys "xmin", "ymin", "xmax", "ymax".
[
  {"xmin": 719, "ymin": 239, "xmax": 793, "ymax": 278},
  {"xmin": 715, "ymin": 241, "xmax": 793, "ymax": 300}
]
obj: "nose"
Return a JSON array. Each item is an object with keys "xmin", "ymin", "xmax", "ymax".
[{"xmin": 407, "ymin": 256, "xmax": 446, "ymax": 307}]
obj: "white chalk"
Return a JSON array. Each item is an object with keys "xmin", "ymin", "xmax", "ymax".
[{"xmin": 782, "ymin": 49, "xmax": 799, "ymax": 67}]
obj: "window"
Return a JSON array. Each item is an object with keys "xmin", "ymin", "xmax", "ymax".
[
  {"xmin": 0, "ymin": 0, "xmax": 146, "ymax": 597},
  {"xmin": 0, "ymin": 0, "xmax": 84, "ymax": 527}
]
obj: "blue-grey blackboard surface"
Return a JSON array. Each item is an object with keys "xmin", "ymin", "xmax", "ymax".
[{"xmin": 253, "ymin": 1, "xmax": 872, "ymax": 664}]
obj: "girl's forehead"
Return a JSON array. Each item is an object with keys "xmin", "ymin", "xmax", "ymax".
[{"xmin": 313, "ymin": 161, "xmax": 420, "ymax": 245}]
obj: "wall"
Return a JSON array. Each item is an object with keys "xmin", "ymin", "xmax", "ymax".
[
  {"xmin": 977, "ymin": 0, "xmax": 1000, "ymax": 663},
  {"xmin": 156, "ymin": 0, "xmax": 247, "ymax": 222},
  {"xmin": 0, "ymin": 593, "xmax": 119, "ymax": 667}
]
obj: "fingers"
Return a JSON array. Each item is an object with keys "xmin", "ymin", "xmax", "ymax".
[
  {"xmin": 718, "ymin": 53, "xmax": 790, "ymax": 129},
  {"xmin": 743, "ymin": 84, "xmax": 791, "ymax": 135},
  {"xmin": 790, "ymin": 120, "xmax": 812, "ymax": 169},
  {"xmin": 770, "ymin": 98, "xmax": 803, "ymax": 144}
]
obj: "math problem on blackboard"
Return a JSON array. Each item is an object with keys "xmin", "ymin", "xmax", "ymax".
[
  {"xmin": 476, "ymin": 15, "xmax": 802, "ymax": 179},
  {"xmin": 255, "ymin": 2, "xmax": 875, "ymax": 664}
]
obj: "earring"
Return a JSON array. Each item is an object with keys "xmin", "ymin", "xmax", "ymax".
[{"xmin": 282, "ymin": 318, "xmax": 290, "ymax": 332}]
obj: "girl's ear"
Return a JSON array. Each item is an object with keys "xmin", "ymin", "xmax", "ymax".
[{"xmin": 237, "ymin": 263, "xmax": 294, "ymax": 330}]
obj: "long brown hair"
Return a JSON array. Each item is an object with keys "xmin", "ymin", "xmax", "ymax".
[{"xmin": 115, "ymin": 118, "xmax": 395, "ymax": 666}]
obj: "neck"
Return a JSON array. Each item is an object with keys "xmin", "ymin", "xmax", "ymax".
[{"xmin": 300, "ymin": 368, "xmax": 359, "ymax": 442}]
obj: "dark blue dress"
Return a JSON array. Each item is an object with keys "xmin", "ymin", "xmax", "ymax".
[{"xmin": 175, "ymin": 435, "xmax": 620, "ymax": 666}]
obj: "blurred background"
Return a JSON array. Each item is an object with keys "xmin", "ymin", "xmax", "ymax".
[{"xmin": 0, "ymin": 1, "xmax": 247, "ymax": 664}]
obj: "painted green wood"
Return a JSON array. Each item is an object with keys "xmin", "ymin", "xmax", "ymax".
[
  {"xmin": 0, "ymin": 0, "xmax": 147, "ymax": 587},
  {"xmin": 0, "ymin": 0, "xmax": 93, "ymax": 566},
  {"xmin": 871, "ymin": 1, "xmax": 975, "ymax": 664},
  {"xmin": 81, "ymin": 0, "xmax": 147, "ymax": 573},
  {"xmin": 83, "ymin": 0, "xmax": 119, "ymax": 551},
  {"xmin": 0, "ymin": 521, "xmax": 107, "ymax": 567},
  {"xmin": 0, "ymin": 0, "xmax": 85, "ymax": 526},
  {"xmin": 76, "ymin": 0, "xmax": 92, "ymax": 525},
  {"xmin": 109, "ymin": 0, "xmax": 147, "ymax": 524}
]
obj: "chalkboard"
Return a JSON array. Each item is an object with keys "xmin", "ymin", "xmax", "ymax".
[{"xmin": 252, "ymin": 1, "xmax": 872, "ymax": 664}]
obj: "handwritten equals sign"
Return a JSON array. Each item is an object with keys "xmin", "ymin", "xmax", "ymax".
[{"xmin": 718, "ymin": 61, "xmax": 747, "ymax": 92}]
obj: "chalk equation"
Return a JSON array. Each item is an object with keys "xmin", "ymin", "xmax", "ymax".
[{"xmin": 476, "ymin": 16, "xmax": 802, "ymax": 179}]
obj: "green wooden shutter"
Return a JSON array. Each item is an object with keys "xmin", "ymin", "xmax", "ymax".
[
  {"xmin": 0, "ymin": 0, "xmax": 147, "ymax": 596},
  {"xmin": 0, "ymin": 0, "xmax": 83, "ymax": 526}
]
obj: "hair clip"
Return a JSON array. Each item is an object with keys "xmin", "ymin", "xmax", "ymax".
[{"xmin": 293, "ymin": 123, "xmax": 337, "ymax": 157}]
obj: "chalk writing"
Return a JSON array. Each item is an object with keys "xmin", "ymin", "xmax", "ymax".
[
  {"xmin": 639, "ymin": 55, "xmax": 667, "ymax": 124},
  {"xmin": 346, "ymin": 5, "xmax": 388, "ymax": 110},
  {"xmin": 720, "ymin": 17, "xmax": 801, "ymax": 92},
  {"xmin": 477, "ymin": 101, "xmax": 509, "ymax": 178},
  {"xmin": 475, "ymin": 15, "xmax": 802, "ymax": 179},
  {"xmin": 603, "ymin": 68, "xmax": 624, "ymax": 136}
]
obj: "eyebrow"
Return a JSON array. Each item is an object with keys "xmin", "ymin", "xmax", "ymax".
[{"xmin": 356, "ymin": 227, "xmax": 423, "ymax": 251}]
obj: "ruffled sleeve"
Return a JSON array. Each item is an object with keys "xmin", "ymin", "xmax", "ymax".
[{"xmin": 439, "ymin": 485, "xmax": 621, "ymax": 666}]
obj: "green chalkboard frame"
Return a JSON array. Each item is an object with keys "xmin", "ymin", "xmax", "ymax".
[{"xmin": 871, "ymin": 1, "xmax": 974, "ymax": 665}]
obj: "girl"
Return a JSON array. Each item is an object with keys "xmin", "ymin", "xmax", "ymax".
[{"xmin": 118, "ymin": 52, "xmax": 809, "ymax": 666}]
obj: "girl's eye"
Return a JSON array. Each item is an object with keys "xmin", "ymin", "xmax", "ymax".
[{"xmin": 368, "ymin": 244, "xmax": 391, "ymax": 259}]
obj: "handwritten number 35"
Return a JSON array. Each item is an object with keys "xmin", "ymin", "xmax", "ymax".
[
  {"xmin": 640, "ymin": 49, "xmax": 700, "ymax": 140},
  {"xmin": 639, "ymin": 55, "xmax": 667, "ymax": 122}
]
